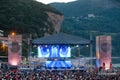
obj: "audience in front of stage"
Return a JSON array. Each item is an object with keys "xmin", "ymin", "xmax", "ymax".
[{"xmin": 0, "ymin": 67, "xmax": 120, "ymax": 80}]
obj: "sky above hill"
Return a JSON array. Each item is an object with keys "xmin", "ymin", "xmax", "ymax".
[{"xmin": 36, "ymin": 0, "xmax": 77, "ymax": 4}]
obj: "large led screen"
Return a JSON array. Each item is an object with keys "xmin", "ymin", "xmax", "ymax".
[
  {"xmin": 46, "ymin": 61, "xmax": 72, "ymax": 68},
  {"xmin": 38, "ymin": 45, "xmax": 71, "ymax": 57}
]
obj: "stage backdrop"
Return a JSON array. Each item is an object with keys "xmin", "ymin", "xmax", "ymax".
[
  {"xmin": 96, "ymin": 36, "xmax": 111, "ymax": 69},
  {"xmin": 8, "ymin": 35, "xmax": 22, "ymax": 66}
]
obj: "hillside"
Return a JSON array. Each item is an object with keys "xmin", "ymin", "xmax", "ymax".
[
  {"xmin": 50, "ymin": 0, "xmax": 120, "ymax": 63},
  {"xmin": 0, "ymin": 0, "xmax": 63, "ymax": 37},
  {"xmin": 0, "ymin": 0, "xmax": 63, "ymax": 56},
  {"xmin": 51, "ymin": 0, "xmax": 120, "ymax": 33}
]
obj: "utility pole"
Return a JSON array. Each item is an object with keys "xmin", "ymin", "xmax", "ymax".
[
  {"xmin": 28, "ymin": 34, "xmax": 32, "ymax": 69},
  {"xmin": 90, "ymin": 32, "xmax": 93, "ymax": 69}
]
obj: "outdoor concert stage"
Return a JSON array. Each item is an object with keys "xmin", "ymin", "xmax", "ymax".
[{"xmin": 31, "ymin": 32, "xmax": 90, "ymax": 70}]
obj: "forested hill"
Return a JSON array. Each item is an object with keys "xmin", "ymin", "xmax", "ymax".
[
  {"xmin": 0, "ymin": 0, "xmax": 63, "ymax": 37},
  {"xmin": 50, "ymin": 0, "xmax": 120, "ymax": 62},
  {"xmin": 0, "ymin": 0, "xmax": 63, "ymax": 56},
  {"xmin": 50, "ymin": 0, "xmax": 120, "ymax": 33}
]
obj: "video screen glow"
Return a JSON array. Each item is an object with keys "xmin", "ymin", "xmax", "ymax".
[
  {"xmin": 38, "ymin": 45, "xmax": 71, "ymax": 57},
  {"xmin": 46, "ymin": 61, "xmax": 72, "ymax": 68}
]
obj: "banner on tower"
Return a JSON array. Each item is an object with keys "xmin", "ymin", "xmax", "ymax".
[
  {"xmin": 96, "ymin": 36, "xmax": 111, "ymax": 69},
  {"xmin": 8, "ymin": 35, "xmax": 22, "ymax": 66}
]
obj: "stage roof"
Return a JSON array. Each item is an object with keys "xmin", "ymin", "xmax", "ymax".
[{"xmin": 32, "ymin": 32, "xmax": 90, "ymax": 45}]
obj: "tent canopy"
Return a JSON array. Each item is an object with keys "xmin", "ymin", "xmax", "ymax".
[{"xmin": 32, "ymin": 32, "xmax": 90, "ymax": 45}]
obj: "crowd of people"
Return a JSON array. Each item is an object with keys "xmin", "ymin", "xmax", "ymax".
[{"xmin": 0, "ymin": 66, "xmax": 120, "ymax": 80}]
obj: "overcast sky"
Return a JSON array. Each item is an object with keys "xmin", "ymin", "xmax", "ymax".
[{"xmin": 35, "ymin": 0, "xmax": 77, "ymax": 4}]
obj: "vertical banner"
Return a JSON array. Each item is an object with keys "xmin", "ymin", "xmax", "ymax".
[
  {"xmin": 96, "ymin": 36, "xmax": 111, "ymax": 69},
  {"xmin": 8, "ymin": 35, "xmax": 22, "ymax": 66}
]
